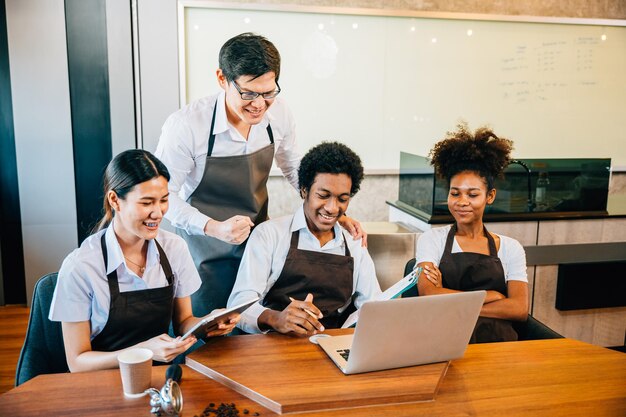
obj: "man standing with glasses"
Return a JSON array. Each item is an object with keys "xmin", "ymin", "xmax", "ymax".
[{"xmin": 156, "ymin": 33, "xmax": 364, "ymax": 317}]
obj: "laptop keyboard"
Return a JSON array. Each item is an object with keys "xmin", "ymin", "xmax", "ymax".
[{"xmin": 337, "ymin": 349, "xmax": 350, "ymax": 361}]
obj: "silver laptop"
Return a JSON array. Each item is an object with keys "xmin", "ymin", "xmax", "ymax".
[{"xmin": 318, "ymin": 291, "xmax": 485, "ymax": 374}]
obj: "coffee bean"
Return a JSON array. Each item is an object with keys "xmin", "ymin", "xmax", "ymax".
[{"xmin": 199, "ymin": 401, "xmax": 262, "ymax": 417}]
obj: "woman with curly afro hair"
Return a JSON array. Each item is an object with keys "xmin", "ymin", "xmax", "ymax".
[{"xmin": 415, "ymin": 123, "xmax": 529, "ymax": 343}]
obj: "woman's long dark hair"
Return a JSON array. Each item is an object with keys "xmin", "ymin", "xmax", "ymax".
[{"xmin": 93, "ymin": 149, "xmax": 170, "ymax": 233}]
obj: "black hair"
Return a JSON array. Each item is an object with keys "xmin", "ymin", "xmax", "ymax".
[
  {"xmin": 298, "ymin": 142, "xmax": 364, "ymax": 197},
  {"xmin": 429, "ymin": 122, "xmax": 514, "ymax": 190},
  {"xmin": 219, "ymin": 32, "xmax": 281, "ymax": 82},
  {"xmin": 93, "ymin": 149, "xmax": 170, "ymax": 233}
]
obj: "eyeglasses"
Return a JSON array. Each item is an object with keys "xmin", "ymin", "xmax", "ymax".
[{"xmin": 231, "ymin": 80, "xmax": 281, "ymax": 100}]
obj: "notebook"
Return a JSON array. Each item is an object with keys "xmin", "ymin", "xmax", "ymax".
[{"xmin": 318, "ymin": 291, "xmax": 486, "ymax": 374}]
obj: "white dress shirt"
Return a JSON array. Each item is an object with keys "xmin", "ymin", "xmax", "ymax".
[
  {"xmin": 49, "ymin": 224, "xmax": 201, "ymax": 340},
  {"xmin": 227, "ymin": 205, "xmax": 382, "ymax": 334},
  {"xmin": 155, "ymin": 91, "xmax": 301, "ymax": 236},
  {"xmin": 415, "ymin": 225, "xmax": 528, "ymax": 283}
]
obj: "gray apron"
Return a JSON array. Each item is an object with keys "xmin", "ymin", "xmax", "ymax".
[{"xmin": 177, "ymin": 104, "xmax": 275, "ymax": 317}]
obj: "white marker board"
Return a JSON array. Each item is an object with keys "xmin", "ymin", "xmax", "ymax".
[{"xmin": 180, "ymin": 4, "xmax": 626, "ymax": 171}]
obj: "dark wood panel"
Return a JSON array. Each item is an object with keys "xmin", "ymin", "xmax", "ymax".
[
  {"xmin": 65, "ymin": 0, "xmax": 112, "ymax": 242},
  {"xmin": 556, "ymin": 261, "xmax": 626, "ymax": 310},
  {"xmin": 0, "ymin": 0, "xmax": 26, "ymax": 304},
  {"xmin": 526, "ymin": 242, "xmax": 626, "ymax": 265}
]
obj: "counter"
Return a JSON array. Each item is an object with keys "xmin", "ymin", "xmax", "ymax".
[{"xmin": 387, "ymin": 193, "xmax": 626, "ymax": 225}]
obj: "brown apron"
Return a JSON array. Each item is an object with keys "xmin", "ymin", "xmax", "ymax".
[
  {"xmin": 438, "ymin": 224, "xmax": 518, "ymax": 343},
  {"xmin": 262, "ymin": 228, "xmax": 355, "ymax": 329},
  {"xmin": 91, "ymin": 233, "xmax": 174, "ymax": 353},
  {"xmin": 177, "ymin": 103, "xmax": 274, "ymax": 317}
]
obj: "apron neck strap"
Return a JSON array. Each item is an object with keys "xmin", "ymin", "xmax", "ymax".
[
  {"xmin": 101, "ymin": 232, "xmax": 120, "ymax": 296},
  {"xmin": 289, "ymin": 228, "xmax": 351, "ymax": 256},
  {"xmin": 100, "ymin": 231, "xmax": 174, "ymax": 289},
  {"xmin": 446, "ymin": 223, "xmax": 498, "ymax": 256},
  {"xmin": 154, "ymin": 239, "xmax": 174, "ymax": 284},
  {"xmin": 207, "ymin": 101, "xmax": 274, "ymax": 156},
  {"xmin": 207, "ymin": 103, "xmax": 219, "ymax": 156},
  {"xmin": 483, "ymin": 226, "xmax": 498, "ymax": 256}
]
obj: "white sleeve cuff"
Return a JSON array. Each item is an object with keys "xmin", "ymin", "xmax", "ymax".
[
  {"xmin": 188, "ymin": 211, "xmax": 211, "ymax": 236},
  {"xmin": 238, "ymin": 302, "xmax": 269, "ymax": 334}
]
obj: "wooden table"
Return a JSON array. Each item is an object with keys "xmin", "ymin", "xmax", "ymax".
[
  {"xmin": 186, "ymin": 329, "xmax": 450, "ymax": 413},
  {"xmin": 1, "ymin": 337, "xmax": 625, "ymax": 416}
]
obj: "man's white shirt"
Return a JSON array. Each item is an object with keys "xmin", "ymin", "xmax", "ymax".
[
  {"xmin": 228, "ymin": 205, "xmax": 382, "ymax": 334},
  {"xmin": 155, "ymin": 91, "xmax": 301, "ymax": 236}
]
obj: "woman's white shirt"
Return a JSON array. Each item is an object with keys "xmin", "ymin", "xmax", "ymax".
[
  {"xmin": 49, "ymin": 226, "xmax": 201, "ymax": 340},
  {"xmin": 415, "ymin": 225, "xmax": 528, "ymax": 283}
]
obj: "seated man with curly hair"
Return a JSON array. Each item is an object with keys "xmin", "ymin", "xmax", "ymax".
[{"xmin": 227, "ymin": 142, "xmax": 382, "ymax": 335}]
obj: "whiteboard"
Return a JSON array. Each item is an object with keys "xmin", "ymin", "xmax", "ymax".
[{"xmin": 180, "ymin": 4, "xmax": 626, "ymax": 171}]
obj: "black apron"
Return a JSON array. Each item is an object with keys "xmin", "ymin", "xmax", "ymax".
[
  {"xmin": 177, "ymin": 102, "xmax": 275, "ymax": 317},
  {"xmin": 438, "ymin": 224, "xmax": 518, "ymax": 343},
  {"xmin": 262, "ymin": 228, "xmax": 355, "ymax": 329},
  {"xmin": 91, "ymin": 233, "xmax": 175, "ymax": 353}
]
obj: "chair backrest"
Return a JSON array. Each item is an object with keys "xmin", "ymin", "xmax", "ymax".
[
  {"xmin": 513, "ymin": 315, "xmax": 564, "ymax": 341},
  {"xmin": 404, "ymin": 258, "xmax": 417, "ymax": 277},
  {"xmin": 401, "ymin": 258, "xmax": 418, "ymax": 298},
  {"xmin": 15, "ymin": 273, "xmax": 69, "ymax": 386}
]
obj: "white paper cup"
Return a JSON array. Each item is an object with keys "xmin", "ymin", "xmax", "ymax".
[{"xmin": 117, "ymin": 348, "xmax": 153, "ymax": 397}]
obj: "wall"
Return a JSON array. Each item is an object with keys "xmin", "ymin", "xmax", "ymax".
[
  {"xmin": 5, "ymin": 0, "xmax": 77, "ymax": 305},
  {"xmin": 2, "ymin": 0, "xmax": 135, "ymax": 305},
  {"xmin": 218, "ymin": 0, "xmax": 626, "ymax": 19}
]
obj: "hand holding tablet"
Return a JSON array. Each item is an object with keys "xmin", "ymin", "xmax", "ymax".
[{"xmin": 181, "ymin": 297, "xmax": 260, "ymax": 340}]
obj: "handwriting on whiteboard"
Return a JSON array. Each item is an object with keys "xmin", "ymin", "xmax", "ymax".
[{"xmin": 499, "ymin": 37, "xmax": 600, "ymax": 103}]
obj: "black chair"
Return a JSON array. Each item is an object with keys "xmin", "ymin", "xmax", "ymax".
[
  {"xmin": 512, "ymin": 315, "xmax": 563, "ymax": 340},
  {"xmin": 401, "ymin": 258, "xmax": 418, "ymax": 298},
  {"xmin": 400, "ymin": 257, "xmax": 563, "ymax": 341},
  {"xmin": 404, "ymin": 258, "xmax": 417, "ymax": 278},
  {"xmin": 15, "ymin": 273, "xmax": 69, "ymax": 386}
]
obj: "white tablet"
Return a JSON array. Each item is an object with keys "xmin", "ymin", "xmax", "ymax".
[{"xmin": 181, "ymin": 296, "xmax": 260, "ymax": 340}]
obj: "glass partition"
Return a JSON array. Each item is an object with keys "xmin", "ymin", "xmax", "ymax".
[
  {"xmin": 398, "ymin": 153, "xmax": 435, "ymax": 215},
  {"xmin": 397, "ymin": 152, "xmax": 611, "ymax": 218}
]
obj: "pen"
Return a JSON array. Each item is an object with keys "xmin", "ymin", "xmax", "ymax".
[{"xmin": 289, "ymin": 296, "xmax": 321, "ymax": 319}]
